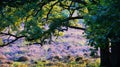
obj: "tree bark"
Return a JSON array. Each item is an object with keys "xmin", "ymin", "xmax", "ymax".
[
  {"xmin": 100, "ymin": 44, "xmax": 111, "ymax": 67},
  {"xmin": 111, "ymin": 42, "xmax": 120, "ymax": 67}
]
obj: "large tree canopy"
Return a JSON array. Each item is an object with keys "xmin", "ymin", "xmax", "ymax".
[
  {"xmin": 85, "ymin": 0, "xmax": 120, "ymax": 48},
  {"xmin": 0, "ymin": 0, "xmax": 93, "ymax": 46},
  {"xmin": 0, "ymin": 0, "xmax": 119, "ymax": 50},
  {"xmin": 84, "ymin": 0, "xmax": 120, "ymax": 67}
]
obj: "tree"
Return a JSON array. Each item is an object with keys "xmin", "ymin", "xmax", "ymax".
[
  {"xmin": 84, "ymin": 0, "xmax": 120, "ymax": 67},
  {"xmin": 0, "ymin": 0, "xmax": 87, "ymax": 46}
]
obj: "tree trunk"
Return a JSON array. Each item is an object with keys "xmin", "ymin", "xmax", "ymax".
[
  {"xmin": 111, "ymin": 42, "xmax": 120, "ymax": 67},
  {"xmin": 100, "ymin": 44, "xmax": 111, "ymax": 67}
]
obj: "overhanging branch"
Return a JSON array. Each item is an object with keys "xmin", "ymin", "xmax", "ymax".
[
  {"xmin": 46, "ymin": 1, "xmax": 59, "ymax": 20},
  {"xmin": 0, "ymin": 36, "xmax": 24, "ymax": 47},
  {"xmin": 64, "ymin": 16, "xmax": 85, "ymax": 30},
  {"xmin": 0, "ymin": 32, "xmax": 17, "ymax": 37},
  {"xmin": 71, "ymin": 0, "xmax": 87, "ymax": 5},
  {"xmin": 0, "ymin": 32, "xmax": 25, "ymax": 47},
  {"xmin": 68, "ymin": 16, "xmax": 83, "ymax": 20},
  {"xmin": 68, "ymin": 26, "xmax": 86, "ymax": 30}
]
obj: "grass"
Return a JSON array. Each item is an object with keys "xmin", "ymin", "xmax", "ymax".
[
  {"xmin": 86, "ymin": 58, "xmax": 100, "ymax": 67},
  {"xmin": 12, "ymin": 62, "xmax": 28, "ymax": 67},
  {"xmin": 7, "ymin": 58, "xmax": 100, "ymax": 67}
]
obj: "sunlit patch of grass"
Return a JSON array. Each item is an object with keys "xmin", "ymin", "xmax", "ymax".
[
  {"xmin": 87, "ymin": 58, "xmax": 100, "ymax": 67},
  {"xmin": 36, "ymin": 61, "xmax": 46, "ymax": 67},
  {"xmin": 33, "ymin": 60, "xmax": 87, "ymax": 67},
  {"xmin": 12, "ymin": 62, "xmax": 28, "ymax": 67}
]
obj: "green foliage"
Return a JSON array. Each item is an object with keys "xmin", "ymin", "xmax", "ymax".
[
  {"xmin": 0, "ymin": 0, "xmax": 66, "ymax": 44},
  {"xmin": 0, "ymin": 0, "xmax": 92, "ymax": 46},
  {"xmin": 84, "ymin": 0, "xmax": 120, "ymax": 48},
  {"xmin": 1, "ymin": 0, "xmax": 119, "ymax": 48}
]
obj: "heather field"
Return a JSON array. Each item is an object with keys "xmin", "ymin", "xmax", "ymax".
[{"xmin": 0, "ymin": 28, "xmax": 100, "ymax": 67}]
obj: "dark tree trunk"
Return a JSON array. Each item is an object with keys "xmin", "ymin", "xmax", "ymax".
[
  {"xmin": 111, "ymin": 42, "xmax": 120, "ymax": 67},
  {"xmin": 100, "ymin": 44, "xmax": 111, "ymax": 67}
]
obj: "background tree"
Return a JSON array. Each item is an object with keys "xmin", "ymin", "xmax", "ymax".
[{"xmin": 84, "ymin": 0, "xmax": 120, "ymax": 67}]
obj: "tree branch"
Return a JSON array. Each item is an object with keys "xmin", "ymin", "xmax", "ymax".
[
  {"xmin": 71, "ymin": 0, "xmax": 87, "ymax": 5},
  {"xmin": 0, "ymin": 32, "xmax": 17, "ymax": 38},
  {"xmin": 0, "ymin": 32, "xmax": 25, "ymax": 47},
  {"xmin": 34, "ymin": 2, "xmax": 46, "ymax": 16},
  {"xmin": 68, "ymin": 26, "xmax": 86, "ymax": 30},
  {"xmin": 67, "ymin": 16, "xmax": 83, "ymax": 20},
  {"xmin": 0, "ymin": 36, "xmax": 24, "ymax": 47},
  {"xmin": 46, "ymin": 1, "xmax": 59, "ymax": 20}
]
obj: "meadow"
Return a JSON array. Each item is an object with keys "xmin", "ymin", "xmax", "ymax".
[{"xmin": 0, "ymin": 28, "xmax": 100, "ymax": 67}]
